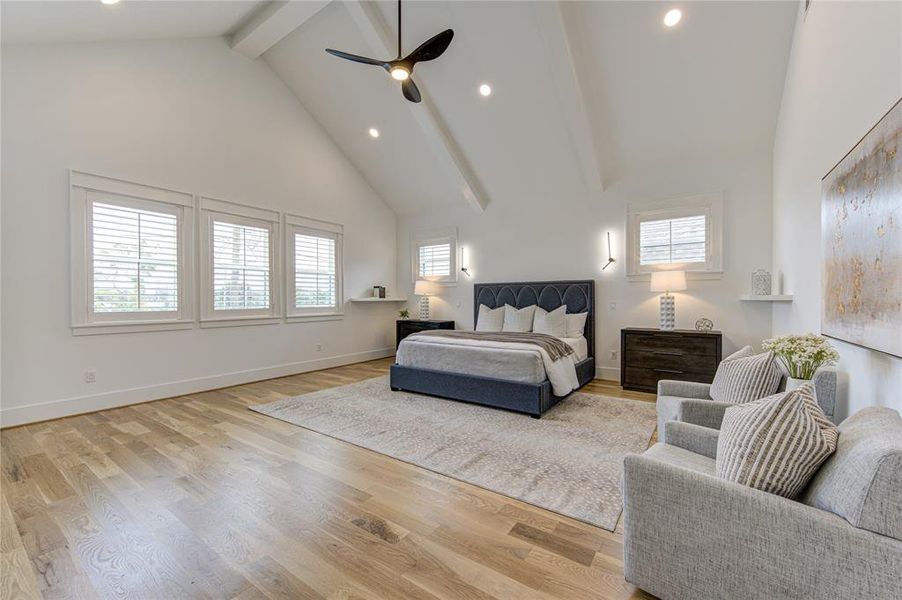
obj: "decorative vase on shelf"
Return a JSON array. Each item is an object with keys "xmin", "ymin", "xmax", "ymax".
[
  {"xmin": 751, "ymin": 269, "xmax": 772, "ymax": 296},
  {"xmin": 785, "ymin": 377, "xmax": 808, "ymax": 391}
]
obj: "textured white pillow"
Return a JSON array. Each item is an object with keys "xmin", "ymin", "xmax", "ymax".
[
  {"xmin": 533, "ymin": 305, "xmax": 567, "ymax": 337},
  {"xmin": 564, "ymin": 312, "xmax": 588, "ymax": 338},
  {"xmin": 475, "ymin": 304, "xmax": 504, "ymax": 332},
  {"xmin": 502, "ymin": 304, "xmax": 536, "ymax": 332}
]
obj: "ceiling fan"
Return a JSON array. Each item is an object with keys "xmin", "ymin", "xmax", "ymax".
[{"xmin": 325, "ymin": 0, "xmax": 454, "ymax": 103}]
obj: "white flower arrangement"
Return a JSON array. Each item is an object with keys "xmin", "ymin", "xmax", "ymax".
[{"xmin": 762, "ymin": 333, "xmax": 839, "ymax": 380}]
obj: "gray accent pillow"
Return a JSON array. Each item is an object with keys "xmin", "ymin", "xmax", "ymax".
[
  {"xmin": 802, "ymin": 406, "xmax": 902, "ymax": 540},
  {"xmin": 710, "ymin": 349, "xmax": 782, "ymax": 403},
  {"xmin": 716, "ymin": 383, "xmax": 838, "ymax": 498}
]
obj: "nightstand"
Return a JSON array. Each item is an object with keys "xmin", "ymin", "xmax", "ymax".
[
  {"xmin": 620, "ymin": 327, "xmax": 722, "ymax": 393},
  {"xmin": 396, "ymin": 320, "xmax": 455, "ymax": 349}
]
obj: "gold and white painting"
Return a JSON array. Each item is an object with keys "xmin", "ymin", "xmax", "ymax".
[{"xmin": 822, "ymin": 98, "xmax": 902, "ymax": 358}]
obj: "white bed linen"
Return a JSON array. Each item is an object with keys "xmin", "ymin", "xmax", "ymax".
[
  {"xmin": 560, "ymin": 336, "xmax": 588, "ymax": 362},
  {"xmin": 401, "ymin": 333, "xmax": 580, "ymax": 396}
]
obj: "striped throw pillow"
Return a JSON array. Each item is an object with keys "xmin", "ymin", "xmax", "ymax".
[
  {"xmin": 709, "ymin": 349, "xmax": 781, "ymax": 403},
  {"xmin": 716, "ymin": 383, "xmax": 838, "ymax": 498}
]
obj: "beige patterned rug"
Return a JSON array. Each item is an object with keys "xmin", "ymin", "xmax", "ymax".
[{"xmin": 250, "ymin": 376, "xmax": 657, "ymax": 531}]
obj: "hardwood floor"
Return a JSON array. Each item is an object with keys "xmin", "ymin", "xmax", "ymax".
[{"xmin": 1, "ymin": 358, "xmax": 657, "ymax": 600}]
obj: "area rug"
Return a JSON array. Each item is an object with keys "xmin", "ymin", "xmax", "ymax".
[{"xmin": 250, "ymin": 376, "xmax": 657, "ymax": 530}]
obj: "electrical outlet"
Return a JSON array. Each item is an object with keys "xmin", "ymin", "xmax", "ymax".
[
  {"xmin": 609, "ymin": 302, "xmax": 616, "ymax": 311},
  {"xmin": 84, "ymin": 370, "xmax": 96, "ymax": 384},
  {"xmin": 316, "ymin": 344, "xmax": 323, "ymax": 352},
  {"xmin": 610, "ymin": 351, "xmax": 618, "ymax": 360}
]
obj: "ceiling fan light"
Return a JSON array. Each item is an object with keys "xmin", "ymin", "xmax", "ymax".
[{"xmin": 390, "ymin": 66, "xmax": 410, "ymax": 81}]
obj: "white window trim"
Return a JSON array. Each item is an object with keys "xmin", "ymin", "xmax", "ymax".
[
  {"xmin": 285, "ymin": 214, "xmax": 344, "ymax": 323},
  {"xmin": 626, "ymin": 191, "xmax": 723, "ymax": 279},
  {"xmin": 70, "ymin": 170, "xmax": 195, "ymax": 335},
  {"xmin": 412, "ymin": 228, "xmax": 458, "ymax": 285},
  {"xmin": 198, "ymin": 196, "xmax": 281, "ymax": 328}
]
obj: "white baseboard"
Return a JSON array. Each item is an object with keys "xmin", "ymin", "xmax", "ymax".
[
  {"xmin": 596, "ymin": 366, "xmax": 620, "ymax": 382},
  {"xmin": 0, "ymin": 347, "xmax": 396, "ymax": 428}
]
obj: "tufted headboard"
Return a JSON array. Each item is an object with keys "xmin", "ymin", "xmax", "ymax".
[{"xmin": 473, "ymin": 280, "xmax": 595, "ymax": 360}]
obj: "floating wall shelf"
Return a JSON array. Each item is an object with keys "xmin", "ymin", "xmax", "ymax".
[
  {"xmin": 739, "ymin": 295, "xmax": 793, "ymax": 302},
  {"xmin": 349, "ymin": 297, "xmax": 408, "ymax": 303}
]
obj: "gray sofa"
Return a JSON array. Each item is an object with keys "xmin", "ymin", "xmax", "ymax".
[
  {"xmin": 656, "ymin": 367, "xmax": 837, "ymax": 443},
  {"xmin": 623, "ymin": 407, "xmax": 902, "ymax": 600}
]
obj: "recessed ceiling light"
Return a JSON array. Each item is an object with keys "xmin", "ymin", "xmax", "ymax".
[
  {"xmin": 478, "ymin": 84, "xmax": 492, "ymax": 97},
  {"xmin": 368, "ymin": 128, "xmax": 380, "ymax": 139},
  {"xmin": 101, "ymin": 0, "xmax": 121, "ymax": 5},
  {"xmin": 664, "ymin": 8, "xmax": 682, "ymax": 27}
]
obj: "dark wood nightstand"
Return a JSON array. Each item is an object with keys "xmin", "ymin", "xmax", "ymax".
[
  {"xmin": 396, "ymin": 320, "xmax": 455, "ymax": 349},
  {"xmin": 620, "ymin": 327, "xmax": 722, "ymax": 393}
]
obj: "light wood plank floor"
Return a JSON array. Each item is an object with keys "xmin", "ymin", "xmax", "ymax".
[{"xmin": 1, "ymin": 358, "xmax": 657, "ymax": 600}]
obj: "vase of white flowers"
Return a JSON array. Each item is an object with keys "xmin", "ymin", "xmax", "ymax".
[{"xmin": 762, "ymin": 333, "xmax": 839, "ymax": 388}]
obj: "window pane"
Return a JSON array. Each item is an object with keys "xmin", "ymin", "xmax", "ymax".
[
  {"xmin": 639, "ymin": 215, "xmax": 706, "ymax": 266},
  {"xmin": 418, "ymin": 243, "xmax": 451, "ymax": 277},
  {"xmin": 212, "ymin": 220, "xmax": 271, "ymax": 310},
  {"xmin": 295, "ymin": 233, "xmax": 337, "ymax": 308},
  {"xmin": 92, "ymin": 202, "xmax": 178, "ymax": 313}
]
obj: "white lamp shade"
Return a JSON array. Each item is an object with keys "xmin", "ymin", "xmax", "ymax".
[
  {"xmin": 414, "ymin": 280, "xmax": 434, "ymax": 296},
  {"xmin": 650, "ymin": 270, "xmax": 687, "ymax": 293}
]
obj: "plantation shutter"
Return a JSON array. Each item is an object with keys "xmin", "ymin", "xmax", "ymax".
[
  {"xmin": 91, "ymin": 201, "xmax": 179, "ymax": 313},
  {"xmin": 418, "ymin": 242, "xmax": 451, "ymax": 277},
  {"xmin": 639, "ymin": 215, "xmax": 706, "ymax": 265},
  {"xmin": 294, "ymin": 233, "xmax": 337, "ymax": 308},
  {"xmin": 212, "ymin": 220, "xmax": 271, "ymax": 310}
]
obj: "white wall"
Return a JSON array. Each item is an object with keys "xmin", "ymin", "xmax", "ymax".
[
  {"xmin": 398, "ymin": 151, "xmax": 775, "ymax": 380},
  {"xmin": 1, "ymin": 37, "xmax": 398, "ymax": 426},
  {"xmin": 772, "ymin": 1, "xmax": 902, "ymax": 421}
]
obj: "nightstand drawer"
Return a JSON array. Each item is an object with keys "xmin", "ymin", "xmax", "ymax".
[
  {"xmin": 627, "ymin": 350, "xmax": 718, "ymax": 373},
  {"xmin": 624, "ymin": 333, "xmax": 719, "ymax": 356},
  {"xmin": 624, "ymin": 366, "xmax": 716, "ymax": 393}
]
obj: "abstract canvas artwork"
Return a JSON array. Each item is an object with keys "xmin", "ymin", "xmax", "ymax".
[{"xmin": 822, "ymin": 98, "xmax": 902, "ymax": 358}]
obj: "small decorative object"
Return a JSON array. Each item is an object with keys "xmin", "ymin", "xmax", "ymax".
[
  {"xmin": 822, "ymin": 97, "xmax": 901, "ymax": 358},
  {"xmin": 601, "ymin": 231, "xmax": 615, "ymax": 271},
  {"xmin": 372, "ymin": 285, "xmax": 386, "ymax": 298},
  {"xmin": 695, "ymin": 318, "xmax": 714, "ymax": 332},
  {"xmin": 751, "ymin": 269, "xmax": 772, "ymax": 296},
  {"xmin": 414, "ymin": 280, "xmax": 435, "ymax": 320},
  {"xmin": 399, "ymin": 308, "xmax": 410, "ymax": 319},
  {"xmin": 762, "ymin": 333, "xmax": 840, "ymax": 389},
  {"xmin": 650, "ymin": 271, "xmax": 687, "ymax": 331}
]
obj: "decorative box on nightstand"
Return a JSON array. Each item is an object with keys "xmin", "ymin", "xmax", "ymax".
[
  {"xmin": 620, "ymin": 327, "xmax": 722, "ymax": 393},
  {"xmin": 396, "ymin": 320, "xmax": 455, "ymax": 350}
]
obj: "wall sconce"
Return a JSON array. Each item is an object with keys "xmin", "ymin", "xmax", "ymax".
[
  {"xmin": 601, "ymin": 231, "xmax": 615, "ymax": 271},
  {"xmin": 460, "ymin": 245, "xmax": 471, "ymax": 277}
]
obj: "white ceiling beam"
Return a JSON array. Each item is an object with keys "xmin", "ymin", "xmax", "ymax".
[
  {"xmin": 231, "ymin": 0, "xmax": 331, "ymax": 59},
  {"xmin": 343, "ymin": 0, "xmax": 488, "ymax": 213},
  {"xmin": 534, "ymin": 1, "xmax": 610, "ymax": 194}
]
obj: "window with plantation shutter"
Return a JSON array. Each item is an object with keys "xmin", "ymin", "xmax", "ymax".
[
  {"xmin": 627, "ymin": 192, "xmax": 723, "ymax": 277},
  {"xmin": 199, "ymin": 197, "xmax": 280, "ymax": 325},
  {"xmin": 412, "ymin": 231, "xmax": 457, "ymax": 284},
  {"xmin": 70, "ymin": 171, "xmax": 194, "ymax": 335},
  {"xmin": 286, "ymin": 215, "xmax": 343, "ymax": 320},
  {"xmin": 212, "ymin": 220, "xmax": 271, "ymax": 311}
]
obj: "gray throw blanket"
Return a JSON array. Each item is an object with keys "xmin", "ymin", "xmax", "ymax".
[{"xmin": 409, "ymin": 330, "xmax": 575, "ymax": 362}]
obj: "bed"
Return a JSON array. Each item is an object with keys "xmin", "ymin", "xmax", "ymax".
[{"xmin": 389, "ymin": 280, "xmax": 596, "ymax": 417}]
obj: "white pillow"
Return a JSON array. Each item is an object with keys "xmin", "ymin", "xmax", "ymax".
[
  {"xmin": 533, "ymin": 305, "xmax": 567, "ymax": 337},
  {"xmin": 475, "ymin": 304, "xmax": 504, "ymax": 332},
  {"xmin": 564, "ymin": 312, "xmax": 588, "ymax": 338},
  {"xmin": 502, "ymin": 304, "xmax": 536, "ymax": 333}
]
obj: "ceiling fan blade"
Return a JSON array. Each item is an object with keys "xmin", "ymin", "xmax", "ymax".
[
  {"xmin": 401, "ymin": 78, "xmax": 422, "ymax": 103},
  {"xmin": 405, "ymin": 29, "xmax": 454, "ymax": 64},
  {"xmin": 325, "ymin": 48, "xmax": 387, "ymax": 68}
]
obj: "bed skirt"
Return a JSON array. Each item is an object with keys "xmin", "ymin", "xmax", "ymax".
[{"xmin": 389, "ymin": 357, "xmax": 595, "ymax": 417}]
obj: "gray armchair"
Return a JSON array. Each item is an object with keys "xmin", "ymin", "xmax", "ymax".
[
  {"xmin": 657, "ymin": 367, "xmax": 837, "ymax": 443},
  {"xmin": 623, "ymin": 407, "xmax": 902, "ymax": 600}
]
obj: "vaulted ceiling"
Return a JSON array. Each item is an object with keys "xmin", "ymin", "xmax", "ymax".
[{"xmin": 2, "ymin": 0, "xmax": 798, "ymax": 216}]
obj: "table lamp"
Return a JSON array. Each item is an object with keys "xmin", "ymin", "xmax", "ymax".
[
  {"xmin": 414, "ymin": 280, "xmax": 435, "ymax": 320},
  {"xmin": 650, "ymin": 271, "xmax": 686, "ymax": 331}
]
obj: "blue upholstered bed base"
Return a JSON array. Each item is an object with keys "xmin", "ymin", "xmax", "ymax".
[{"xmin": 390, "ymin": 280, "xmax": 596, "ymax": 418}]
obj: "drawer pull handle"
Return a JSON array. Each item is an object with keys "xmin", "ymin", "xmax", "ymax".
[
  {"xmin": 653, "ymin": 368, "xmax": 684, "ymax": 374},
  {"xmin": 652, "ymin": 350, "xmax": 685, "ymax": 356}
]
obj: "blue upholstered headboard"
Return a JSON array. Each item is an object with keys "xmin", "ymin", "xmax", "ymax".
[{"xmin": 473, "ymin": 280, "xmax": 595, "ymax": 360}]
